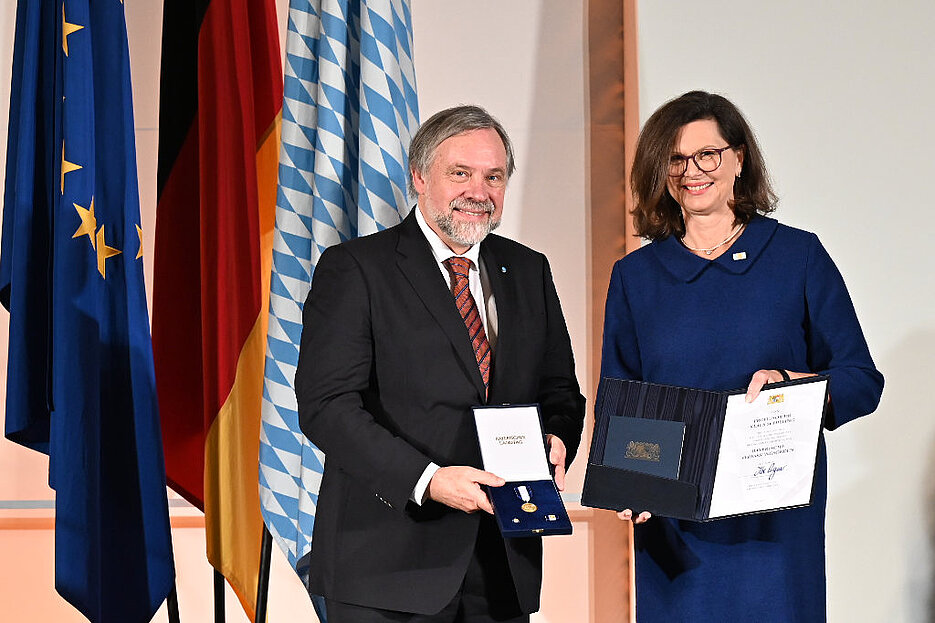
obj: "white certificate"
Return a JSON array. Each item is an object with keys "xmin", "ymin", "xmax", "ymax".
[
  {"xmin": 707, "ymin": 379, "xmax": 827, "ymax": 518},
  {"xmin": 473, "ymin": 405, "xmax": 552, "ymax": 481}
]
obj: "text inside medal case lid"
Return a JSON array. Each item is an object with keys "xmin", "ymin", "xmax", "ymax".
[{"xmin": 473, "ymin": 405, "xmax": 552, "ymax": 482}]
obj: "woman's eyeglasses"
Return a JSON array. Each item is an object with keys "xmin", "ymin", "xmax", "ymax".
[{"xmin": 668, "ymin": 146, "xmax": 735, "ymax": 177}]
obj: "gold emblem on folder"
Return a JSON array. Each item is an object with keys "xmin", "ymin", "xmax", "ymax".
[
  {"xmin": 625, "ymin": 441, "xmax": 661, "ymax": 462},
  {"xmin": 768, "ymin": 394, "xmax": 784, "ymax": 405}
]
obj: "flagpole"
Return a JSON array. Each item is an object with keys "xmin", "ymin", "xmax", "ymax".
[
  {"xmin": 167, "ymin": 583, "xmax": 181, "ymax": 623},
  {"xmin": 254, "ymin": 526, "xmax": 274, "ymax": 622},
  {"xmin": 214, "ymin": 570, "xmax": 226, "ymax": 623}
]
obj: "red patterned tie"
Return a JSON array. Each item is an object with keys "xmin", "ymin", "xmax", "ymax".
[{"xmin": 444, "ymin": 257, "xmax": 491, "ymax": 396}]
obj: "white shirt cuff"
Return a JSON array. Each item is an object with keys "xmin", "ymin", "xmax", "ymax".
[{"xmin": 411, "ymin": 462, "xmax": 441, "ymax": 505}]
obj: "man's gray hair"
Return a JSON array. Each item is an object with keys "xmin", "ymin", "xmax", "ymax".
[{"xmin": 407, "ymin": 105, "xmax": 515, "ymax": 197}]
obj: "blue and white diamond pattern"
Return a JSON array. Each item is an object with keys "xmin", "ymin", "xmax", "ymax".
[{"xmin": 259, "ymin": 0, "xmax": 419, "ymax": 587}]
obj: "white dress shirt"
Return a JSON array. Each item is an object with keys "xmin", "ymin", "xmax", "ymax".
[{"xmin": 410, "ymin": 206, "xmax": 499, "ymax": 504}]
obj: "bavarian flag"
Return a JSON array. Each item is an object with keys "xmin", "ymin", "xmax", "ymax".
[
  {"xmin": 153, "ymin": 0, "xmax": 283, "ymax": 618},
  {"xmin": 0, "ymin": 1, "xmax": 175, "ymax": 621}
]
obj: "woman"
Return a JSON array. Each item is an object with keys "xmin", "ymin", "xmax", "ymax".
[{"xmin": 601, "ymin": 91, "xmax": 883, "ymax": 621}]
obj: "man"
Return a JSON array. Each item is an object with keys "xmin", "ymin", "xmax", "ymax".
[{"xmin": 296, "ymin": 105, "xmax": 585, "ymax": 622}]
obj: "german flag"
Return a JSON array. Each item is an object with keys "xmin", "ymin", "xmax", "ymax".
[{"xmin": 152, "ymin": 0, "xmax": 282, "ymax": 617}]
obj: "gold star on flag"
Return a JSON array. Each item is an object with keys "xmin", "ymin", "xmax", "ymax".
[
  {"xmin": 136, "ymin": 224, "xmax": 144, "ymax": 259},
  {"xmin": 95, "ymin": 225, "xmax": 121, "ymax": 278},
  {"xmin": 62, "ymin": 5, "xmax": 84, "ymax": 57},
  {"xmin": 61, "ymin": 143, "xmax": 82, "ymax": 194},
  {"xmin": 72, "ymin": 198, "xmax": 97, "ymax": 249}
]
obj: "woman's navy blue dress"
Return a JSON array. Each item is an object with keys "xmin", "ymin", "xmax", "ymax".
[{"xmin": 600, "ymin": 216, "xmax": 884, "ymax": 622}]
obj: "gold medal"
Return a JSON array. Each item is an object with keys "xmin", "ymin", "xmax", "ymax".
[{"xmin": 517, "ymin": 485, "xmax": 536, "ymax": 513}]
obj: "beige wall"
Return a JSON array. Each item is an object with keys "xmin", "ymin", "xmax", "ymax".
[{"xmin": 639, "ymin": 1, "xmax": 935, "ymax": 621}]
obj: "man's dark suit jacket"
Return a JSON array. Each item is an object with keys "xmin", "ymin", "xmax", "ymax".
[{"xmin": 296, "ymin": 209, "xmax": 585, "ymax": 615}]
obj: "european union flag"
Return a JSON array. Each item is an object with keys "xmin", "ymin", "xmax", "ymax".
[{"xmin": 1, "ymin": 1, "xmax": 175, "ymax": 621}]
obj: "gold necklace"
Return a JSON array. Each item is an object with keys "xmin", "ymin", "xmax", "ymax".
[{"xmin": 681, "ymin": 223, "xmax": 744, "ymax": 256}]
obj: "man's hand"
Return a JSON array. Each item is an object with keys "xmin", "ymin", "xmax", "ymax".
[
  {"xmin": 427, "ymin": 466, "xmax": 505, "ymax": 514},
  {"xmin": 546, "ymin": 434, "xmax": 567, "ymax": 491}
]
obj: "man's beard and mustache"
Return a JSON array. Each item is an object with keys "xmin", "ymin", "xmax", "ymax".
[{"xmin": 432, "ymin": 197, "xmax": 501, "ymax": 247}]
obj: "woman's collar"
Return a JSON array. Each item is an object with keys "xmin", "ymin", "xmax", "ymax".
[{"xmin": 650, "ymin": 215, "xmax": 779, "ymax": 282}]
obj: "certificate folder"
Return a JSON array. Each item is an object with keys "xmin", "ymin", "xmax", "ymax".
[
  {"xmin": 473, "ymin": 404, "xmax": 572, "ymax": 537},
  {"xmin": 581, "ymin": 376, "xmax": 829, "ymax": 521}
]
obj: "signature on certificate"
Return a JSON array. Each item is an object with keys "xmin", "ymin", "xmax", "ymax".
[{"xmin": 753, "ymin": 462, "xmax": 786, "ymax": 481}]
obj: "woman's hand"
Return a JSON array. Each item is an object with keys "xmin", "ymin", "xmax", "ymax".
[
  {"xmin": 745, "ymin": 369, "xmax": 816, "ymax": 403},
  {"xmin": 616, "ymin": 509, "xmax": 652, "ymax": 523},
  {"xmin": 545, "ymin": 434, "xmax": 567, "ymax": 491}
]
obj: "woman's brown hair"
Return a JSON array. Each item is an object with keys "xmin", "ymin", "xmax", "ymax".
[{"xmin": 631, "ymin": 91, "xmax": 777, "ymax": 241}]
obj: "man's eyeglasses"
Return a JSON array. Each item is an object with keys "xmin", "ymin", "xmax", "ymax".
[{"xmin": 668, "ymin": 146, "xmax": 735, "ymax": 177}]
